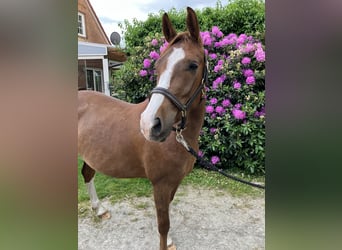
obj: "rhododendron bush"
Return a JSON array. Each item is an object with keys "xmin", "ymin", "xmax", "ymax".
[{"xmin": 114, "ymin": 26, "xmax": 265, "ymax": 174}]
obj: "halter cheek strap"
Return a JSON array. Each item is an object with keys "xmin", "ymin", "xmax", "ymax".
[
  {"xmin": 150, "ymin": 55, "xmax": 208, "ymax": 132},
  {"xmin": 151, "ymin": 81, "xmax": 204, "ymax": 131}
]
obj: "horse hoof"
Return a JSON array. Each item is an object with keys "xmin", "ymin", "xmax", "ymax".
[
  {"xmin": 167, "ymin": 243, "xmax": 176, "ymax": 250},
  {"xmin": 98, "ymin": 211, "xmax": 111, "ymax": 220}
]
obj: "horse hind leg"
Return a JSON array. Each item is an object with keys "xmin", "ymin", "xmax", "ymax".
[{"xmin": 81, "ymin": 161, "xmax": 110, "ymax": 218}]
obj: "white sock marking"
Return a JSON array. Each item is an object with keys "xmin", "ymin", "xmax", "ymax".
[{"xmin": 86, "ymin": 178, "xmax": 100, "ymax": 209}]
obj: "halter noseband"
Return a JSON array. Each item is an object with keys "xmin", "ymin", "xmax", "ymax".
[{"xmin": 150, "ymin": 55, "xmax": 208, "ymax": 132}]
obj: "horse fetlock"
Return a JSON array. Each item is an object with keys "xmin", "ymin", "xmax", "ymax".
[
  {"xmin": 167, "ymin": 235, "xmax": 175, "ymax": 249},
  {"xmin": 92, "ymin": 203, "xmax": 109, "ymax": 218},
  {"xmin": 167, "ymin": 243, "xmax": 176, "ymax": 250}
]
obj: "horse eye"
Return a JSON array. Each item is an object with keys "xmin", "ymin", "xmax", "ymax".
[{"xmin": 188, "ymin": 62, "xmax": 198, "ymax": 71}]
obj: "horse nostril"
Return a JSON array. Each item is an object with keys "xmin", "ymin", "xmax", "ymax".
[{"xmin": 151, "ymin": 118, "xmax": 162, "ymax": 135}]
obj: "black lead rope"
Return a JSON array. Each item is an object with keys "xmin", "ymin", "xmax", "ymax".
[
  {"xmin": 189, "ymin": 146, "xmax": 265, "ymax": 189},
  {"xmin": 175, "ymin": 132, "xmax": 265, "ymax": 190}
]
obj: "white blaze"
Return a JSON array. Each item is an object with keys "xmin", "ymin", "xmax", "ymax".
[{"xmin": 140, "ymin": 47, "xmax": 185, "ymax": 140}]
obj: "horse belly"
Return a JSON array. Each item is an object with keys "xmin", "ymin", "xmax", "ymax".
[
  {"xmin": 95, "ymin": 134, "xmax": 147, "ymax": 179},
  {"xmin": 79, "ymin": 119, "xmax": 146, "ymax": 179}
]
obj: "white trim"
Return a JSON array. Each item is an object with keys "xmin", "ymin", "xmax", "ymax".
[
  {"xmin": 102, "ymin": 58, "xmax": 110, "ymax": 96},
  {"xmin": 78, "ymin": 43, "xmax": 107, "ymax": 57},
  {"xmin": 78, "ymin": 55, "xmax": 105, "ymax": 60},
  {"xmin": 78, "ymin": 41, "xmax": 109, "ymax": 47},
  {"xmin": 78, "ymin": 42, "xmax": 113, "ymax": 58},
  {"xmin": 78, "ymin": 12, "xmax": 86, "ymax": 37}
]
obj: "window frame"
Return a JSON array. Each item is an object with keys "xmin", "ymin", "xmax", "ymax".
[
  {"xmin": 86, "ymin": 68, "xmax": 103, "ymax": 92},
  {"xmin": 78, "ymin": 12, "xmax": 86, "ymax": 37}
]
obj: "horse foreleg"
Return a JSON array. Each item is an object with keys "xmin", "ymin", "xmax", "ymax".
[
  {"xmin": 81, "ymin": 162, "xmax": 109, "ymax": 218},
  {"xmin": 153, "ymin": 182, "xmax": 178, "ymax": 250}
]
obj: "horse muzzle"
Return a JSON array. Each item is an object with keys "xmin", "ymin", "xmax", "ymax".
[{"xmin": 140, "ymin": 113, "xmax": 172, "ymax": 142}]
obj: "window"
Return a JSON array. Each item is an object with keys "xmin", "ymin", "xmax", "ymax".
[
  {"xmin": 86, "ymin": 69, "xmax": 103, "ymax": 92},
  {"xmin": 78, "ymin": 12, "xmax": 86, "ymax": 37}
]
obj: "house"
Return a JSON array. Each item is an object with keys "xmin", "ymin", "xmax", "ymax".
[{"xmin": 78, "ymin": 0, "xmax": 126, "ymax": 95}]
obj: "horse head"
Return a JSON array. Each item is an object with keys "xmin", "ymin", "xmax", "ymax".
[{"xmin": 140, "ymin": 7, "xmax": 206, "ymax": 142}]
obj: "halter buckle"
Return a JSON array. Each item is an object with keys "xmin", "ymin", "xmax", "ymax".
[
  {"xmin": 201, "ymin": 88, "xmax": 205, "ymax": 98},
  {"xmin": 176, "ymin": 129, "xmax": 190, "ymax": 151}
]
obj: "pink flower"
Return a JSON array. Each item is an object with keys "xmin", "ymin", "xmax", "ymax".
[
  {"xmin": 226, "ymin": 33, "xmax": 237, "ymax": 41},
  {"xmin": 233, "ymin": 81, "xmax": 241, "ymax": 89},
  {"xmin": 143, "ymin": 58, "xmax": 151, "ymax": 68},
  {"xmin": 221, "ymin": 37, "xmax": 232, "ymax": 46},
  {"xmin": 139, "ymin": 70, "xmax": 147, "ymax": 77},
  {"xmin": 232, "ymin": 109, "xmax": 246, "ymax": 120},
  {"xmin": 215, "ymin": 106, "xmax": 225, "ymax": 115},
  {"xmin": 246, "ymin": 76, "xmax": 255, "ymax": 85},
  {"xmin": 160, "ymin": 42, "xmax": 169, "ymax": 53},
  {"xmin": 198, "ymin": 150, "xmax": 204, "ymax": 158},
  {"xmin": 200, "ymin": 31, "xmax": 212, "ymax": 46},
  {"xmin": 241, "ymin": 57, "xmax": 251, "ymax": 65},
  {"xmin": 234, "ymin": 103, "xmax": 242, "ymax": 109},
  {"xmin": 151, "ymin": 39, "xmax": 158, "ymax": 46},
  {"xmin": 212, "ymin": 82, "xmax": 219, "ymax": 89},
  {"xmin": 204, "ymin": 37, "xmax": 212, "ymax": 46},
  {"xmin": 214, "ymin": 64, "xmax": 223, "ymax": 72},
  {"xmin": 209, "ymin": 53, "xmax": 217, "ymax": 59},
  {"xmin": 222, "ymin": 99, "xmax": 231, "ymax": 107},
  {"xmin": 243, "ymin": 69, "xmax": 254, "ymax": 77},
  {"xmin": 212, "ymin": 75, "xmax": 226, "ymax": 89},
  {"xmin": 213, "ymin": 60, "xmax": 224, "ymax": 72},
  {"xmin": 254, "ymin": 47, "xmax": 265, "ymax": 62},
  {"xmin": 211, "ymin": 26, "xmax": 223, "ymax": 37},
  {"xmin": 209, "ymin": 98, "xmax": 218, "ymax": 105},
  {"xmin": 211, "ymin": 156, "xmax": 220, "ymax": 165},
  {"xmin": 210, "ymin": 128, "xmax": 217, "ymax": 134},
  {"xmin": 255, "ymin": 107, "xmax": 266, "ymax": 117},
  {"xmin": 214, "ymin": 41, "xmax": 223, "ymax": 48},
  {"xmin": 241, "ymin": 43, "xmax": 255, "ymax": 53},
  {"xmin": 237, "ymin": 34, "xmax": 247, "ymax": 45},
  {"xmin": 206, "ymin": 105, "xmax": 214, "ymax": 114},
  {"xmin": 149, "ymin": 51, "xmax": 160, "ymax": 60}
]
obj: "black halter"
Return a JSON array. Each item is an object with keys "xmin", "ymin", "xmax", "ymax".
[{"xmin": 150, "ymin": 55, "xmax": 208, "ymax": 132}]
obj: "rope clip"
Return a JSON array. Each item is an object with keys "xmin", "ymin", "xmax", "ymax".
[{"xmin": 175, "ymin": 129, "xmax": 190, "ymax": 151}]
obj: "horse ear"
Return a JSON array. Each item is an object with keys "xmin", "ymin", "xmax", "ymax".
[
  {"xmin": 186, "ymin": 7, "xmax": 200, "ymax": 43},
  {"xmin": 162, "ymin": 13, "xmax": 177, "ymax": 42}
]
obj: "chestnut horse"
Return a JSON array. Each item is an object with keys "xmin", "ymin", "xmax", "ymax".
[{"xmin": 78, "ymin": 7, "xmax": 206, "ymax": 250}]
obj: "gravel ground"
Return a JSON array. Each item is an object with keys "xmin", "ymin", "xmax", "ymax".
[{"xmin": 78, "ymin": 185, "xmax": 264, "ymax": 250}]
